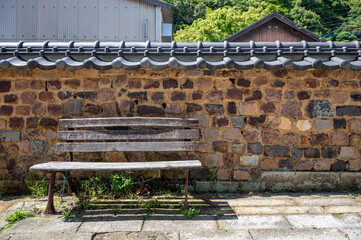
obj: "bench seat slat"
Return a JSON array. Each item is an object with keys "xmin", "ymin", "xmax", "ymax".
[
  {"xmin": 59, "ymin": 117, "xmax": 199, "ymax": 128},
  {"xmin": 56, "ymin": 142, "xmax": 199, "ymax": 152},
  {"xmin": 58, "ymin": 129, "xmax": 200, "ymax": 141},
  {"xmin": 30, "ymin": 160, "xmax": 202, "ymax": 171}
]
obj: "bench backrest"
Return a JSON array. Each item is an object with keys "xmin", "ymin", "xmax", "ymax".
[{"xmin": 55, "ymin": 117, "xmax": 200, "ymax": 153}]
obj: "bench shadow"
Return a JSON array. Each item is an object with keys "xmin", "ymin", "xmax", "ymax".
[{"xmin": 69, "ymin": 195, "xmax": 237, "ymax": 222}]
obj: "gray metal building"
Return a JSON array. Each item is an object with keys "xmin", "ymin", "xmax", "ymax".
[{"xmin": 0, "ymin": 0, "xmax": 173, "ymax": 42}]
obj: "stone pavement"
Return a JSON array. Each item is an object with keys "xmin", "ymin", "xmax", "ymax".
[{"xmin": 0, "ymin": 193, "xmax": 360, "ymax": 240}]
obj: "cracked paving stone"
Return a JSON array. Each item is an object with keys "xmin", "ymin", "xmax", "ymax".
[
  {"xmin": 3, "ymin": 233, "xmax": 93, "ymax": 240},
  {"xmin": 142, "ymin": 215, "xmax": 217, "ymax": 231},
  {"xmin": 93, "ymin": 231, "xmax": 179, "ymax": 240},
  {"xmin": 218, "ymin": 215, "xmax": 291, "ymax": 229},
  {"xmin": 338, "ymin": 228, "xmax": 361, "ymax": 240},
  {"xmin": 286, "ymin": 214, "xmax": 361, "ymax": 229},
  {"xmin": 249, "ymin": 229, "xmax": 349, "ymax": 240},
  {"xmin": 226, "ymin": 198, "xmax": 295, "ymax": 207},
  {"xmin": 180, "ymin": 230, "xmax": 252, "ymax": 240},
  {"xmin": 294, "ymin": 198, "xmax": 359, "ymax": 206},
  {"xmin": 234, "ymin": 206, "xmax": 324, "ymax": 215},
  {"xmin": 77, "ymin": 215, "xmax": 143, "ymax": 233}
]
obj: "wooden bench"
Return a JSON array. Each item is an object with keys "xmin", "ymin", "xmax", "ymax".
[{"xmin": 30, "ymin": 117, "xmax": 202, "ymax": 214}]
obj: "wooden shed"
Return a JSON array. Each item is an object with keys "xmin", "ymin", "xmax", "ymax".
[{"xmin": 224, "ymin": 12, "xmax": 324, "ymax": 42}]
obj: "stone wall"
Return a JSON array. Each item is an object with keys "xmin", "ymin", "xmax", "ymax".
[{"xmin": 0, "ymin": 67, "xmax": 360, "ymax": 192}]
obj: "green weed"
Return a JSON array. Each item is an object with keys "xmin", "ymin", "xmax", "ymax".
[
  {"xmin": 4, "ymin": 204, "xmax": 35, "ymax": 229},
  {"xmin": 81, "ymin": 176, "xmax": 108, "ymax": 199},
  {"xmin": 110, "ymin": 172, "xmax": 135, "ymax": 196},
  {"xmin": 210, "ymin": 168, "xmax": 218, "ymax": 181},
  {"xmin": 183, "ymin": 206, "xmax": 200, "ymax": 218},
  {"xmin": 112, "ymin": 205, "xmax": 122, "ymax": 215},
  {"xmin": 331, "ymin": 213, "xmax": 343, "ymax": 219},
  {"xmin": 28, "ymin": 177, "xmax": 48, "ymax": 198},
  {"xmin": 61, "ymin": 210, "xmax": 76, "ymax": 220},
  {"xmin": 142, "ymin": 210, "xmax": 154, "ymax": 218},
  {"xmin": 141, "ymin": 197, "xmax": 163, "ymax": 209},
  {"xmin": 348, "ymin": 193, "xmax": 360, "ymax": 199}
]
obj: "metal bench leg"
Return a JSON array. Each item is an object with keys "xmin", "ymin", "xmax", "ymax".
[
  {"xmin": 184, "ymin": 169, "xmax": 189, "ymax": 210},
  {"xmin": 44, "ymin": 171, "xmax": 56, "ymax": 215}
]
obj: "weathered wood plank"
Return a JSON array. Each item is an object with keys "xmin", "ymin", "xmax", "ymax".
[
  {"xmin": 30, "ymin": 160, "xmax": 202, "ymax": 171},
  {"xmin": 59, "ymin": 117, "xmax": 199, "ymax": 128},
  {"xmin": 55, "ymin": 142, "xmax": 199, "ymax": 152},
  {"xmin": 58, "ymin": 129, "xmax": 201, "ymax": 141}
]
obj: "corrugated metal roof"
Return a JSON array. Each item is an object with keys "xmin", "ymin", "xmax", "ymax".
[{"xmin": 0, "ymin": 40, "xmax": 360, "ymax": 71}]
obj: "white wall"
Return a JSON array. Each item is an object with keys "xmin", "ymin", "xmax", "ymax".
[{"xmin": 0, "ymin": 0, "xmax": 162, "ymax": 41}]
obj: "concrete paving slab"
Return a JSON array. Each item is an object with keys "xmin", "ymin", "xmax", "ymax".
[
  {"xmin": 234, "ymin": 206, "xmax": 325, "ymax": 215},
  {"xmin": 294, "ymin": 198, "xmax": 359, "ymax": 206},
  {"xmin": 249, "ymin": 229, "xmax": 349, "ymax": 240},
  {"xmin": 226, "ymin": 198, "xmax": 295, "ymax": 207},
  {"xmin": 218, "ymin": 215, "xmax": 291, "ymax": 229},
  {"xmin": 77, "ymin": 216, "xmax": 143, "ymax": 233},
  {"xmin": 142, "ymin": 216, "xmax": 217, "ymax": 231},
  {"xmin": 325, "ymin": 206, "xmax": 361, "ymax": 214},
  {"xmin": 179, "ymin": 230, "xmax": 252, "ymax": 240},
  {"xmin": 286, "ymin": 214, "xmax": 361, "ymax": 229},
  {"xmin": 338, "ymin": 229, "xmax": 361, "ymax": 240},
  {"xmin": 94, "ymin": 231, "xmax": 179, "ymax": 240},
  {"xmin": 7, "ymin": 233, "xmax": 93, "ymax": 240},
  {"xmin": 2, "ymin": 218, "xmax": 83, "ymax": 234},
  {"xmin": 0, "ymin": 234, "xmax": 11, "ymax": 240}
]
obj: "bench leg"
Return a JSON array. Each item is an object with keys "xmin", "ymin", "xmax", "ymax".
[
  {"xmin": 184, "ymin": 169, "xmax": 190, "ymax": 210},
  {"xmin": 44, "ymin": 171, "xmax": 56, "ymax": 215}
]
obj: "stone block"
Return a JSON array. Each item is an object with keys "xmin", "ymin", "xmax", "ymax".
[
  {"xmin": 144, "ymin": 80, "xmax": 160, "ymax": 89},
  {"xmin": 0, "ymin": 81, "xmax": 11, "ymax": 92},
  {"xmin": 265, "ymin": 89, "xmax": 282, "ymax": 101},
  {"xmin": 310, "ymin": 133, "xmax": 329, "ymax": 145},
  {"xmin": 217, "ymin": 169, "xmax": 230, "ymax": 180},
  {"xmin": 261, "ymin": 158, "xmax": 279, "ymax": 170},
  {"xmin": 349, "ymin": 118, "xmax": 361, "ymax": 133},
  {"xmin": 297, "ymin": 91, "xmax": 311, "ymax": 100},
  {"xmin": 15, "ymin": 106, "xmax": 30, "ymax": 115},
  {"xmin": 195, "ymin": 77, "xmax": 213, "ymax": 89},
  {"xmin": 338, "ymin": 146, "xmax": 357, "ymax": 159},
  {"xmin": 137, "ymin": 104, "xmax": 164, "ymax": 116},
  {"xmin": 204, "ymin": 129, "xmax": 220, "ymax": 140},
  {"xmin": 0, "ymin": 130, "xmax": 21, "ymax": 142},
  {"xmin": 163, "ymin": 78, "xmax": 178, "ymax": 89},
  {"xmin": 171, "ymin": 91, "xmax": 186, "ymax": 101},
  {"xmin": 65, "ymin": 99, "xmax": 82, "ymax": 115},
  {"xmin": 26, "ymin": 117, "xmax": 39, "ymax": 128},
  {"xmin": 291, "ymin": 147, "xmax": 302, "ymax": 159},
  {"xmin": 128, "ymin": 79, "xmax": 142, "ymax": 89},
  {"xmin": 237, "ymin": 78, "xmax": 251, "ymax": 87},
  {"xmin": 321, "ymin": 145, "xmax": 339, "ymax": 158},
  {"xmin": 99, "ymin": 88, "xmax": 115, "ymax": 101},
  {"xmin": 231, "ymin": 116, "xmax": 245, "ymax": 128},
  {"xmin": 205, "ymin": 104, "xmax": 224, "ymax": 114},
  {"xmin": 226, "ymin": 88, "xmax": 243, "ymax": 100},
  {"xmin": 181, "ymin": 79, "xmax": 194, "ymax": 89},
  {"xmin": 282, "ymin": 133, "xmax": 299, "ymax": 145},
  {"xmin": 281, "ymin": 101, "xmax": 302, "ymax": 117},
  {"xmin": 192, "ymin": 91, "xmax": 203, "ymax": 100},
  {"xmin": 331, "ymin": 91, "xmax": 348, "ymax": 104},
  {"xmin": 186, "ymin": 103, "xmax": 202, "ymax": 113},
  {"xmin": 260, "ymin": 102, "xmax": 276, "ymax": 113},
  {"xmin": 245, "ymin": 90, "xmax": 262, "ymax": 101},
  {"xmin": 239, "ymin": 102, "xmax": 258, "ymax": 115},
  {"xmin": 212, "ymin": 141, "xmax": 228, "ymax": 153},
  {"xmin": 233, "ymin": 169, "xmax": 250, "ymax": 181},
  {"xmin": 213, "ymin": 116, "xmax": 229, "ymax": 127},
  {"xmin": 279, "ymin": 159, "xmax": 294, "ymax": 169},
  {"xmin": 243, "ymin": 128, "xmax": 260, "ymax": 142},
  {"xmin": 264, "ymin": 145, "xmax": 290, "ymax": 157},
  {"xmin": 57, "ymin": 90, "xmax": 74, "ymax": 100},
  {"xmin": 304, "ymin": 148, "xmax": 320, "ymax": 158},
  {"xmin": 15, "ymin": 80, "xmax": 30, "ymax": 90},
  {"xmin": 241, "ymin": 155, "xmax": 259, "ymax": 166},
  {"xmin": 232, "ymin": 142, "xmax": 245, "ymax": 154},
  {"xmin": 47, "ymin": 104, "xmax": 63, "ymax": 116},
  {"xmin": 227, "ymin": 102, "xmax": 237, "ymax": 114},
  {"xmin": 223, "ymin": 128, "xmax": 241, "ymax": 140},
  {"xmin": 39, "ymin": 92, "xmax": 54, "ymax": 102},
  {"xmin": 340, "ymin": 172, "xmax": 361, "ymax": 189},
  {"xmin": 215, "ymin": 78, "xmax": 232, "ymax": 89},
  {"xmin": 21, "ymin": 91, "xmax": 37, "ymax": 104},
  {"xmin": 101, "ymin": 103, "xmax": 115, "ymax": 117},
  {"xmin": 247, "ymin": 142, "xmax": 263, "ymax": 154},
  {"xmin": 331, "ymin": 160, "xmax": 346, "ymax": 171},
  {"xmin": 330, "ymin": 131, "xmax": 348, "ymax": 145},
  {"xmin": 206, "ymin": 90, "xmax": 223, "ymax": 101},
  {"xmin": 186, "ymin": 112, "xmax": 209, "ymax": 127},
  {"xmin": 315, "ymin": 120, "xmax": 332, "ymax": 132},
  {"xmin": 308, "ymin": 100, "xmax": 334, "ymax": 118},
  {"xmin": 64, "ymin": 79, "xmax": 80, "ymax": 89},
  {"xmin": 247, "ymin": 115, "xmax": 266, "ymax": 126},
  {"xmin": 295, "ymin": 160, "xmax": 312, "ymax": 171},
  {"xmin": 333, "ymin": 118, "xmax": 346, "ymax": 129},
  {"xmin": 151, "ymin": 92, "xmax": 164, "ymax": 101},
  {"xmin": 9, "ymin": 117, "xmax": 24, "ymax": 129},
  {"xmin": 39, "ymin": 117, "xmax": 58, "ymax": 129},
  {"xmin": 76, "ymin": 91, "xmax": 98, "ymax": 101},
  {"xmin": 32, "ymin": 102, "xmax": 46, "ymax": 117},
  {"xmin": 165, "ymin": 103, "xmax": 181, "ymax": 114},
  {"xmin": 0, "ymin": 119, "xmax": 6, "ymax": 129},
  {"xmin": 313, "ymin": 160, "xmax": 331, "ymax": 171},
  {"xmin": 47, "ymin": 80, "xmax": 62, "ymax": 90},
  {"xmin": 199, "ymin": 142, "xmax": 212, "ymax": 153},
  {"xmin": 261, "ymin": 129, "xmax": 281, "ymax": 144},
  {"xmin": 7, "ymin": 144, "xmax": 19, "ymax": 156},
  {"xmin": 4, "ymin": 94, "xmax": 18, "ymax": 103},
  {"xmin": 296, "ymin": 120, "xmax": 311, "ymax": 131},
  {"xmin": 336, "ymin": 106, "xmax": 361, "ymax": 116},
  {"xmin": 32, "ymin": 139, "xmax": 48, "ymax": 153},
  {"xmin": 205, "ymin": 153, "xmax": 222, "ymax": 167},
  {"xmin": 223, "ymin": 153, "xmax": 238, "ymax": 168}
]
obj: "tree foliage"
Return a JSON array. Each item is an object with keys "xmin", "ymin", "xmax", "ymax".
[{"xmin": 163, "ymin": 0, "xmax": 361, "ymax": 42}]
